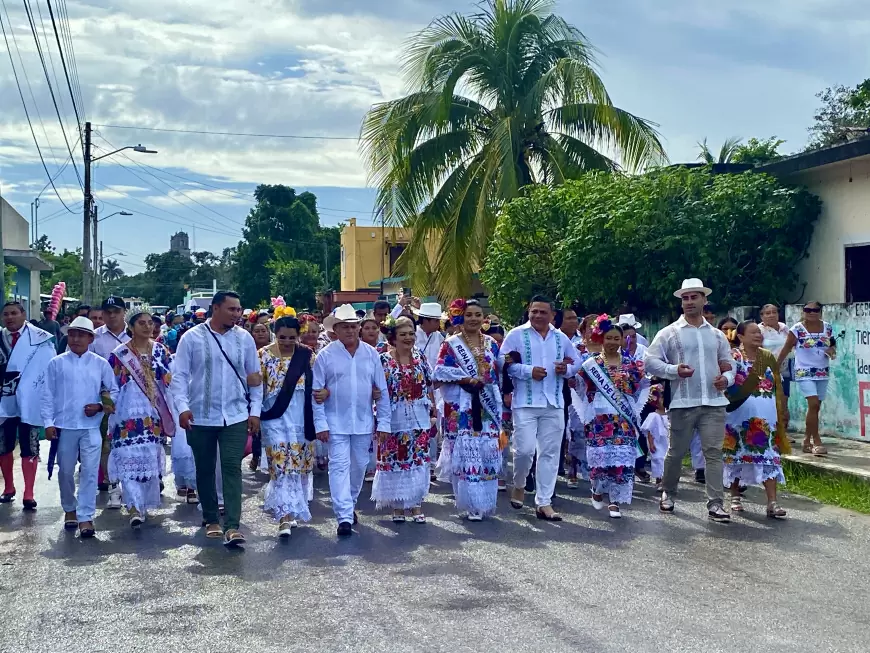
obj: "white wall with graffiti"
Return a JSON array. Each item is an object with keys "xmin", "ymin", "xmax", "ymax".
[{"xmin": 786, "ymin": 302, "xmax": 870, "ymax": 441}]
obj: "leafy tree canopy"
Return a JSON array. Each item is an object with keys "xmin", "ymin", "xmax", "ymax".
[
  {"xmin": 482, "ymin": 167, "xmax": 822, "ymax": 321},
  {"xmin": 807, "ymin": 79, "xmax": 870, "ymax": 149}
]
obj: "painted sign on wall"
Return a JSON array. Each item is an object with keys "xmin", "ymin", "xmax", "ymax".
[{"xmin": 786, "ymin": 302, "xmax": 870, "ymax": 440}]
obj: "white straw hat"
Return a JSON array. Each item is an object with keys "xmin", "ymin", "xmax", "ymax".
[
  {"xmin": 412, "ymin": 302, "xmax": 443, "ymax": 319},
  {"xmin": 323, "ymin": 304, "xmax": 361, "ymax": 333},
  {"xmin": 674, "ymin": 278, "xmax": 712, "ymax": 299},
  {"xmin": 68, "ymin": 316, "xmax": 95, "ymax": 334}
]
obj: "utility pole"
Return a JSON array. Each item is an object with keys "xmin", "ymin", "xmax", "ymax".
[
  {"xmin": 97, "ymin": 241, "xmax": 103, "ymax": 300},
  {"xmin": 33, "ymin": 197, "xmax": 39, "ymax": 245},
  {"xmin": 82, "ymin": 121, "xmax": 92, "ymax": 304},
  {"xmin": 92, "ymin": 204, "xmax": 99, "ymax": 301},
  {"xmin": 0, "ymin": 186, "xmax": 5, "ymax": 302},
  {"xmin": 323, "ymin": 241, "xmax": 329, "ymax": 289}
]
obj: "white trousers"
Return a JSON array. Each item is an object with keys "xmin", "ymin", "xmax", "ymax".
[
  {"xmin": 690, "ymin": 430, "xmax": 705, "ymax": 470},
  {"xmin": 328, "ymin": 433, "xmax": 371, "ymax": 523},
  {"xmin": 56, "ymin": 428, "xmax": 102, "ymax": 522},
  {"xmin": 511, "ymin": 406, "xmax": 565, "ymax": 507}
]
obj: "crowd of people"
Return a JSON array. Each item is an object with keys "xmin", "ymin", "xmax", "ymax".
[{"xmin": 0, "ymin": 278, "xmax": 837, "ymax": 546}]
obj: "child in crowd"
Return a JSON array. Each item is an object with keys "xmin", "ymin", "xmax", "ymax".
[{"xmin": 640, "ymin": 384, "xmax": 669, "ymax": 492}]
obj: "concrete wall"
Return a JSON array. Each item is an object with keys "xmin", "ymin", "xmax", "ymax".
[
  {"xmin": 1, "ymin": 197, "xmax": 31, "ymax": 250},
  {"xmin": 787, "ymin": 154, "xmax": 870, "ymax": 304},
  {"xmin": 340, "ymin": 218, "xmax": 412, "ymax": 291},
  {"xmin": 786, "ymin": 302, "xmax": 870, "ymax": 441}
]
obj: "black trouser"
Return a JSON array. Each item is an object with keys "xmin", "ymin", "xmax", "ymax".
[{"xmin": 0, "ymin": 418, "xmax": 39, "ymax": 457}]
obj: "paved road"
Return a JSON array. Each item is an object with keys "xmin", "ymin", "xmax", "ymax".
[{"xmin": 1, "ymin": 461, "xmax": 868, "ymax": 653}]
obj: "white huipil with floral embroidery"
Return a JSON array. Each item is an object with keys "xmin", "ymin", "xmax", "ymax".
[
  {"xmin": 723, "ymin": 348, "xmax": 785, "ymax": 487},
  {"xmin": 371, "ymin": 349, "xmax": 434, "ymax": 510},
  {"xmin": 789, "ymin": 321, "xmax": 833, "ymax": 381},
  {"xmin": 107, "ymin": 341, "xmax": 172, "ymax": 514},
  {"xmin": 259, "ymin": 345, "xmax": 315, "ymax": 522}
]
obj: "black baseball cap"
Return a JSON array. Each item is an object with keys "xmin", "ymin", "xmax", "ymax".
[{"xmin": 101, "ymin": 296, "xmax": 125, "ymax": 311}]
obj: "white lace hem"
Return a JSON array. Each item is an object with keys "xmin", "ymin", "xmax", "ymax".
[
  {"xmin": 454, "ymin": 477, "xmax": 498, "ymax": 516},
  {"xmin": 371, "ymin": 464, "xmax": 430, "ymax": 510},
  {"xmin": 108, "ymin": 444, "xmax": 165, "ymax": 483},
  {"xmin": 723, "ymin": 463, "xmax": 785, "ymax": 487},
  {"xmin": 591, "ymin": 478, "xmax": 634, "ymax": 505},
  {"xmin": 263, "ymin": 473, "xmax": 312, "ymax": 521}
]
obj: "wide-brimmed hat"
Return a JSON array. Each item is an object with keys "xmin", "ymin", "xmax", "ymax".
[
  {"xmin": 618, "ymin": 313, "xmax": 642, "ymax": 329},
  {"xmin": 68, "ymin": 316, "xmax": 95, "ymax": 335},
  {"xmin": 323, "ymin": 304, "xmax": 361, "ymax": 333},
  {"xmin": 674, "ymin": 278, "xmax": 712, "ymax": 299},
  {"xmin": 412, "ymin": 302, "xmax": 444, "ymax": 320}
]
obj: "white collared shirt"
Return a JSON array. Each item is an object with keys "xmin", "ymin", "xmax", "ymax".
[
  {"xmin": 644, "ymin": 315, "xmax": 735, "ymax": 409},
  {"xmin": 501, "ymin": 322, "xmax": 582, "ymax": 409},
  {"xmin": 415, "ymin": 325, "xmax": 445, "ymax": 369},
  {"xmin": 91, "ymin": 324, "xmax": 130, "ymax": 360},
  {"xmin": 312, "ymin": 339, "xmax": 391, "ymax": 435},
  {"xmin": 41, "ymin": 351, "xmax": 117, "ymax": 429},
  {"xmin": 169, "ymin": 320, "xmax": 263, "ymax": 427}
]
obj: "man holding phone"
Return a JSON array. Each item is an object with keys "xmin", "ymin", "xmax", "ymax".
[{"xmin": 644, "ymin": 278, "xmax": 734, "ymax": 522}]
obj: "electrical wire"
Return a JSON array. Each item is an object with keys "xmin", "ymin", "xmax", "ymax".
[
  {"xmin": 92, "ymin": 123, "xmax": 359, "ymax": 140},
  {"xmin": 0, "ymin": 4, "xmax": 76, "ymax": 212},
  {"xmin": 46, "ymin": 0, "xmax": 83, "ymax": 140}
]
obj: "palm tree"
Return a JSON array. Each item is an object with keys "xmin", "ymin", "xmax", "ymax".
[
  {"xmin": 696, "ymin": 136, "xmax": 742, "ymax": 164},
  {"xmin": 102, "ymin": 259, "xmax": 124, "ymax": 282},
  {"xmin": 360, "ymin": 0, "xmax": 667, "ymax": 297}
]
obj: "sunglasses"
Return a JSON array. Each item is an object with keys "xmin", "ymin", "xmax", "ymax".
[{"xmin": 803, "ymin": 307, "xmax": 821, "ymax": 313}]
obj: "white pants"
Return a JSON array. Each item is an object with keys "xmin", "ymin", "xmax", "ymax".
[
  {"xmin": 690, "ymin": 430, "xmax": 705, "ymax": 470},
  {"xmin": 57, "ymin": 428, "xmax": 101, "ymax": 522},
  {"xmin": 328, "ymin": 433, "xmax": 371, "ymax": 523},
  {"xmin": 511, "ymin": 406, "xmax": 565, "ymax": 507}
]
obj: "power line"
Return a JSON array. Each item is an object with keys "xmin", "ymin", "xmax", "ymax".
[
  {"xmin": 22, "ymin": 0, "xmax": 83, "ymax": 188},
  {"xmin": 92, "ymin": 123, "xmax": 359, "ymax": 140},
  {"xmin": 95, "ymin": 194, "xmax": 242, "ymax": 238},
  {"xmin": 56, "ymin": 0, "xmax": 84, "ymax": 128},
  {"xmin": 46, "ymin": 0, "xmax": 83, "ymax": 143},
  {"xmin": 0, "ymin": 3, "xmax": 76, "ymax": 212},
  {"xmin": 34, "ymin": 0, "xmax": 74, "ymax": 141}
]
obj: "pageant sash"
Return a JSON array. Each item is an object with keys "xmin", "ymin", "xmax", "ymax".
[
  {"xmin": 582, "ymin": 355, "xmax": 644, "ymax": 437},
  {"xmin": 116, "ymin": 344, "xmax": 177, "ymax": 437},
  {"xmin": 449, "ymin": 335, "xmax": 500, "ymax": 424}
]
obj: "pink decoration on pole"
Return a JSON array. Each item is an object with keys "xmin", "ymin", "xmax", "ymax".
[{"xmin": 47, "ymin": 282, "xmax": 66, "ymax": 320}]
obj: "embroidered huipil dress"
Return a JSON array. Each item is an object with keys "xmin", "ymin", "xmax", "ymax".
[
  {"xmin": 107, "ymin": 343, "xmax": 171, "ymax": 514},
  {"xmin": 259, "ymin": 346, "xmax": 315, "ymax": 522},
  {"xmin": 434, "ymin": 335, "xmax": 502, "ymax": 517},
  {"xmin": 723, "ymin": 348, "xmax": 786, "ymax": 487},
  {"xmin": 575, "ymin": 352, "xmax": 647, "ymax": 504},
  {"xmin": 566, "ymin": 341, "xmax": 592, "ymax": 481},
  {"xmin": 371, "ymin": 349, "xmax": 434, "ymax": 510}
]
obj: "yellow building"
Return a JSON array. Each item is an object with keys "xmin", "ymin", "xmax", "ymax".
[{"xmin": 340, "ymin": 217, "xmax": 412, "ymax": 293}]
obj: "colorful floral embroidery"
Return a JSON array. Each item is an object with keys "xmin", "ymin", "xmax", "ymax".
[
  {"xmin": 376, "ymin": 428, "xmax": 432, "ymax": 472},
  {"xmin": 265, "ymin": 441, "xmax": 314, "ymax": 480}
]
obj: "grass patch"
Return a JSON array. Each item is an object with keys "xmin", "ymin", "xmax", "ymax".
[{"xmin": 782, "ymin": 460, "xmax": 870, "ymax": 515}]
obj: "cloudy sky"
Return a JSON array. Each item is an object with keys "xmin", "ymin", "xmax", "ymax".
[{"xmin": 1, "ymin": 0, "xmax": 867, "ymax": 273}]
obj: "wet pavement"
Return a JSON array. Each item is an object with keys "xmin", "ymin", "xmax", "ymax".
[{"xmin": 1, "ymin": 462, "xmax": 869, "ymax": 653}]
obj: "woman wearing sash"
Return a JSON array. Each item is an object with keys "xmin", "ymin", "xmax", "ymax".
[
  {"xmin": 574, "ymin": 315, "xmax": 648, "ymax": 519},
  {"xmin": 565, "ymin": 314, "xmax": 600, "ymax": 489},
  {"xmin": 374, "ymin": 316, "xmax": 435, "ymax": 523},
  {"xmin": 724, "ymin": 321, "xmax": 790, "ymax": 518},
  {"xmin": 108, "ymin": 308, "xmax": 176, "ymax": 529},
  {"xmin": 258, "ymin": 316, "xmax": 317, "ymax": 538},
  {"xmin": 434, "ymin": 299, "xmax": 502, "ymax": 521}
]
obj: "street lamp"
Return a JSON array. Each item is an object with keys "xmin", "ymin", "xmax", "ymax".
[
  {"xmin": 83, "ymin": 120, "xmax": 157, "ymax": 303},
  {"xmin": 98, "ymin": 211, "xmax": 133, "ymax": 223}
]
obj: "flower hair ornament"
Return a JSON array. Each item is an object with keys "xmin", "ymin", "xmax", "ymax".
[
  {"xmin": 298, "ymin": 314, "xmax": 317, "ymax": 335},
  {"xmin": 648, "ymin": 383, "xmax": 664, "ymax": 405},
  {"xmin": 448, "ymin": 298, "xmax": 467, "ymax": 326},
  {"xmin": 271, "ymin": 296, "xmax": 286, "ymax": 309},
  {"xmin": 273, "ymin": 305, "xmax": 297, "ymax": 320},
  {"xmin": 382, "ymin": 314, "xmax": 398, "ymax": 329},
  {"xmin": 589, "ymin": 314, "xmax": 614, "ymax": 344}
]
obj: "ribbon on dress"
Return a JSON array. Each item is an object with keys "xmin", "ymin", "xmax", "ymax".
[
  {"xmin": 115, "ymin": 343, "xmax": 176, "ymax": 437},
  {"xmin": 449, "ymin": 335, "xmax": 500, "ymax": 427},
  {"xmin": 582, "ymin": 354, "xmax": 647, "ymax": 456}
]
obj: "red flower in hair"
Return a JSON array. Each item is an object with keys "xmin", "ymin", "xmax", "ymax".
[{"xmin": 448, "ymin": 298, "xmax": 467, "ymax": 326}]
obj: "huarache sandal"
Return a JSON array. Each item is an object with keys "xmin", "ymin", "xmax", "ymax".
[
  {"xmin": 766, "ymin": 502, "xmax": 787, "ymax": 519},
  {"xmin": 78, "ymin": 522, "xmax": 96, "ymax": 539},
  {"xmin": 205, "ymin": 523, "xmax": 223, "ymax": 539},
  {"xmin": 536, "ymin": 507, "xmax": 563, "ymax": 522},
  {"xmin": 812, "ymin": 445, "xmax": 828, "ymax": 456},
  {"xmin": 64, "ymin": 512, "xmax": 78, "ymax": 529},
  {"xmin": 186, "ymin": 489, "xmax": 199, "ymax": 505},
  {"xmin": 224, "ymin": 529, "xmax": 246, "ymax": 548},
  {"xmin": 730, "ymin": 496, "xmax": 744, "ymax": 513},
  {"xmin": 802, "ymin": 440, "xmax": 813, "ymax": 454}
]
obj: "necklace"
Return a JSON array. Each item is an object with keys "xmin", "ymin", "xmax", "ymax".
[{"xmin": 461, "ymin": 332, "xmax": 487, "ymax": 376}]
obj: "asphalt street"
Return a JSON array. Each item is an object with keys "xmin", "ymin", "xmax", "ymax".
[{"xmin": 0, "ymin": 460, "xmax": 868, "ymax": 653}]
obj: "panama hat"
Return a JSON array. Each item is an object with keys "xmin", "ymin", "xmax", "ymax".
[
  {"xmin": 674, "ymin": 278, "xmax": 712, "ymax": 299},
  {"xmin": 412, "ymin": 302, "xmax": 444, "ymax": 320},
  {"xmin": 618, "ymin": 313, "xmax": 643, "ymax": 329},
  {"xmin": 68, "ymin": 316, "xmax": 95, "ymax": 335},
  {"xmin": 323, "ymin": 304, "xmax": 361, "ymax": 333}
]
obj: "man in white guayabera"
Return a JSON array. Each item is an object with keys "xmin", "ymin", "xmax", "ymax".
[{"xmin": 644, "ymin": 279, "xmax": 735, "ymax": 523}]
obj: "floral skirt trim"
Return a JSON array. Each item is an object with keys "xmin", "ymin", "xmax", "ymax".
[
  {"xmin": 265, "ymin": 441, "xmax": 315, "ymax": 478},
  {"xmin": 723, "ymin": 461, "xmax": 785, "ymax": 487},
  {"xmin": 436, "ymin": 430, "xmax": 501, "ymax": 516},
  {"xmin": 587, "ymin": 443, "xmax": 636, "ymax": 505},
  {"xmin": 263, "ymin": 473, "xmax": 312, "ymax": 521},
  {"xmin": 371, "ymin": 464, "xmax": 430, "ymax": 510},
  {"xmin": 375, "ymin": 428, "xmax": 432, "ymax": 472}
]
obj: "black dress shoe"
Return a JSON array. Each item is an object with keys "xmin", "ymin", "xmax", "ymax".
[
  {"xmin": 694, "ymin": 469, "xmax": 706, "ymax": 485},
  {"xmin": 337, "ymin": 522, "xmax": 353, "ymax": 537},
  {"xmin": 22, "ymin": 499, "xmax": 37, "ymax": 511},
  {"xmin": 0, "ymin": 492, "xmax": 15, "ymax": 503}
]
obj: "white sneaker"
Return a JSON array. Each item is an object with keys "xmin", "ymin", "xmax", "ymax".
[
  {"xmin": 107, "ymin": 486, "xmax": 122, "ymax": 509},
  {"xmin": 467, "ymin": 512, "xmax": 483, "ymax": 522}
]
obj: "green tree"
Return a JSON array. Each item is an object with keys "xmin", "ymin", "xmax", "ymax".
[
  {"xmin": 696, "ymin": 136, "xmax": 742, "ymax": 164},
  {"xmin": 807, "ymin": 79, "xmax": 870, "ymax": 149},
  {"xmin": 731, "ymin": 137, "xmax": 785, "ymax": 166},
  {"xmin": 482, "ymin": 168, "xmax": 822, "ymax": 319},
  {"xmin": 269, "ymin": 259, "xmax": 321, "ymax": 311},
  {"xmin": 234, "ymin": 238, "xmax": 275, "ymax": 307},
  {"xmin": 40, "ymin": 248, "xmax": 83, "ymax": 298},
  {"xmin": 480, "ymin": 187, "xmax": 570, "ymax": 323},
  {"xmin": 143, "ymin": 251, "xmax": 195, "ymax": 307},
  {"xmin": 101, "ymin": 259, "xmax": 125, "ymax": 282},
  {"xmin": 33, "ymin": 234, "xmax": 54, "ymax": 254},
  {"xmin": 360, "ymin": 0, "xmax": 666, "ymax": 298}
]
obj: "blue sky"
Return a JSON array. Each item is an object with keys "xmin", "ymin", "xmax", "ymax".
[{"xmin": 1, "ymin": 0, "xmax": 868, "ymax": 273}]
